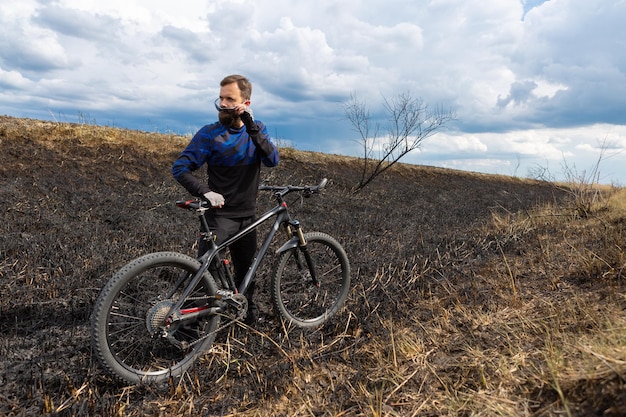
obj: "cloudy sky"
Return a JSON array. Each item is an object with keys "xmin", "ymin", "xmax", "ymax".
[{"xmin": 1, "ymin": 0, "xmax": 625, "ymax": 183}]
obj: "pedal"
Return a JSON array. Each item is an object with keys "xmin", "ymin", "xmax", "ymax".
[
  {"xmin": 231, "ymin": 293, "xmax": 248, "ymax": 321},
  {"xmin": 216, "ymin": 289, "xmax": 234, "ymax": 299},
  {"xmin": 215, "ymin": 290, "xmax": 248, "ymax": 321}
]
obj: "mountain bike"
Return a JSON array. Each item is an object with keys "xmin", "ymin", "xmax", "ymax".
[{"xmin": 90, "ymin": 179, "xmax": 350, "ymax": 385}]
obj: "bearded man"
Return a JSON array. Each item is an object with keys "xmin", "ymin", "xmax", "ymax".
[{"xmin": 172, "ymin": 74, "xmax": 280, "ymax": 324}]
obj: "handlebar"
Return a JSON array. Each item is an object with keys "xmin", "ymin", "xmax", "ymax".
[
  {"xmin": 176, "ymin": 178, "xmax": 328, "ymax": 210},
  {"xmin": 259, "ymin": 178, "xmax": 328, "ymax": 196}
]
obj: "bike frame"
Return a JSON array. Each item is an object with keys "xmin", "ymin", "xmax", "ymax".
[
  {"xmin": 168, "ymin": 192, "xmax": 307, "ymax": 324},
  {"xmin": 201, "ymin": 200, "xmax": 298, "ymax": 295}
]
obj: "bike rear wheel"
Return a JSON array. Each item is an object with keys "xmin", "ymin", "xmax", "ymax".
[
  {"xmin": 272, "ymin": 232, "xmax": 350, "ymax": 327},
  {"xmin": 90, "ymin": 252, "xmax": 220, "ymax": 385}
]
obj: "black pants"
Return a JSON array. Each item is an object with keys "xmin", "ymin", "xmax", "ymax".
[{"xmin": 199, "ymin": 214, "xmax": 257, "ymax": 301}]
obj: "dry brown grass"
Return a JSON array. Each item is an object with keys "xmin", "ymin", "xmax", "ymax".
[{"xmin": 1, "ymin": 115, "xmax": 624, "ymax": 416}]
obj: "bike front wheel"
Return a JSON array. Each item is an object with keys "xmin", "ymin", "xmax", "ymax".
[
  {"xmin": 272, "ymin": 232, "xmax": 350, "ymax": 328},
  {"xmin": 91, "ymin": 252, "xmax": 220, "ymax": 385}
]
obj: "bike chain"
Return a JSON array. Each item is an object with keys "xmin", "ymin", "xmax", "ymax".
[{"xmin": 176, "ymin": 293, "xmax": 248, "ymax": 349}]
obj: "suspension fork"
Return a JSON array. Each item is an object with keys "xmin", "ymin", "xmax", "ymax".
[{"xmin": 283, "ymin": 220, "xmax": 320, "ymax": 287}]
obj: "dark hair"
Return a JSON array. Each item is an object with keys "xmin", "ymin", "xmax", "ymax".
[{"xmin": 220, "ymin": 74, "xmax": 252, "ymax": 100}]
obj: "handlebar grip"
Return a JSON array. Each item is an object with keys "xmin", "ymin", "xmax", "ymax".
[{"xmin": 176, "ymin": 200, "xmax": 210, "ymax": 210}]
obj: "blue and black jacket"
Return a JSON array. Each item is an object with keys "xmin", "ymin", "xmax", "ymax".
[{"xmin": 172, "ymin": 120, "xmax": 279, "ymax": 217}]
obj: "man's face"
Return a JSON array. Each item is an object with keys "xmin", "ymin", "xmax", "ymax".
[{"xmin": 217, "ymin": 82, "xmax": 246, "ymax": 127}]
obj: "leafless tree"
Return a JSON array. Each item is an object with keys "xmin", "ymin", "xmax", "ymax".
[{"xmin": 344, "ymin": 92, "xmax": 456, "ymax": 192}]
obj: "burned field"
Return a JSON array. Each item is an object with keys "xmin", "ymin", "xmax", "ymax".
[{"xmin": 1, "ymin": 116, "xmax": 624, "ymax": 416}]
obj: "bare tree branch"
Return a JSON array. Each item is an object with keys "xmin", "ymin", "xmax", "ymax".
[{"xmin": 344, "ymin": 91, "xmax": 456, "ymax": 192}]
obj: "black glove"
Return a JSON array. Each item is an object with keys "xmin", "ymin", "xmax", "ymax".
[
  {"xmin": 240, "ymin": 108, "xmax": 275, "ymax": 157},
  {"xmin": 240, "ymin": 109, "xmax": 259, "ymax": 135}
]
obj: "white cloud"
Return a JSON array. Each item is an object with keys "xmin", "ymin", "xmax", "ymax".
[
  {"xmin": 409, "ymin": 124, "xmax": 626, "ymax": 181},
  {"xmin": 0, "ymin": 0, "xmax": 625, "ymax": 183},
  {"xmin": 0, "ymin": 68, "xmax": 32, "ymax": 90}
]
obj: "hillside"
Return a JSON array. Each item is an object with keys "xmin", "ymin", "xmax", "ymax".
[{"xmin": 0, "ymin": 115, "xmax": 624, "ymax": 416}]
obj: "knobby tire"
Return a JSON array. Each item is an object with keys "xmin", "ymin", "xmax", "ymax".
[
  {"xmin": 272, "ymin": 232, "xmax": 350, "ymax": 327},
  {"xmin": 90, "ymin": 252, "xmax": 220, "ymax": 385}
]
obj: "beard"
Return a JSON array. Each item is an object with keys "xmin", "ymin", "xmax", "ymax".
[{"xmin": 218, "ymin": 111, "xmax": 241, "ymax": 127}]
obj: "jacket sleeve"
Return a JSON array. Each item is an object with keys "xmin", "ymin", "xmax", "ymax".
[
  {"xmin": 171, "ymin": 130, "xmax": 213, "ymax": 197},
  {"xmin": 174, "ymin": 170, "xmax": 211, "ymax": 197},
  {"xmin": 250, "ymin": 121, "xmax": 280, "ymax": 167}
]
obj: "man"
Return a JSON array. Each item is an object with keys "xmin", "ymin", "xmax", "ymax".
[{"xmin": 172, "ymin": 74, "xmax": 280, "ymax": 324}]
